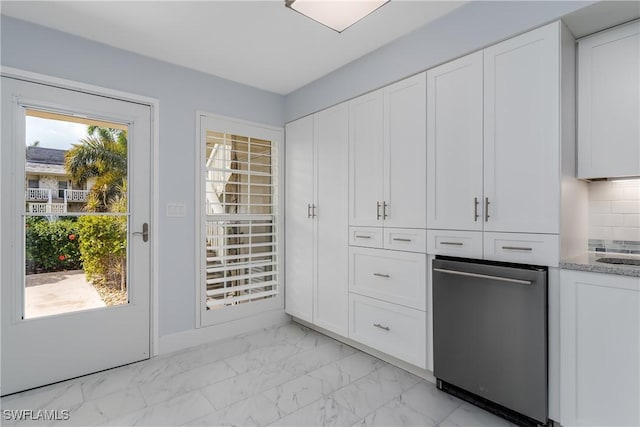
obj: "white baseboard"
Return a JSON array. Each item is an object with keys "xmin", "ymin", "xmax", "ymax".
[
  {"xmin": 291, "ymin": 317, "xmax": 436, "ymax": 383},
  {"xmin": 158, "ymin": 309, "xmax": 290, "ymax": 355}
]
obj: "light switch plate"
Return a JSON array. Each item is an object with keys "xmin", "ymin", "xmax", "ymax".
[{"xmin": 166, "ymin": 203, "xmax": 186, "ymax": 217}]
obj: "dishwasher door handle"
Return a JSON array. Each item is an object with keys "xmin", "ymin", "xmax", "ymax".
[{"xmin": 433, "ymin": 268, "xmax": 533, "ymax": 285}]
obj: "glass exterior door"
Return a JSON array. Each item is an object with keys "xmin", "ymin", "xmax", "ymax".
[{"xmin": 1, "ymin": 76, "xmax": 152, "ymax": 395}]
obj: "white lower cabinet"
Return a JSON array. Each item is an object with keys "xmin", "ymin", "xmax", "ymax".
[
  {"xmin": 483, "ymin": 232, "xmax": 559, "ymax": 267},
  {"xmin": 426, "ymin": 230, "xmax": 483, "ymax": 258},
  {"xmin": 560, "ymin": 270, "xmax": 640, "ymax": 426},
  {"xmin": 348, "ymin": 244, "xmax": 427, "ymax": 369},
  {"xmin": 349, "ymin": 247, "xmax": 426, "ymax": 310},
  {"xmin": 349, "ymin": 293, "xmax": 426, "ymax": 369}
]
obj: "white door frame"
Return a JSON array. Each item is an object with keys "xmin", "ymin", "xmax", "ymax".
[{"xmin": 0, "ymin": 66, "xmax": 160, "ymax": 357}]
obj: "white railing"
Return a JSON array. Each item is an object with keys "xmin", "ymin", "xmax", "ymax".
[
  {"xmin": 64, "ymin": 189, "xmax": 89, "ymax": 203},
  {"xmin": 25, "ymin": 188, "xmax": 52, "ymax": 202},
  {"xmin": 28, "ymin": 203, "xmax": 67, "ymax": 214}
]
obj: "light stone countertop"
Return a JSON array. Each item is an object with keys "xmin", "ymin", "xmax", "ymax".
[{"xmin": 560, "ymin": 252, "xmax": 640, "ymax": 278}]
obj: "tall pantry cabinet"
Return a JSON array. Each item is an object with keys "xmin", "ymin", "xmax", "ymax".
[
  {"xmin": 284, "ymin": 104, "xmax": 349, "ymax": 336},
  {"xmin": 427, "ymin": 21, "xmax": 573, "ymax": 267}
]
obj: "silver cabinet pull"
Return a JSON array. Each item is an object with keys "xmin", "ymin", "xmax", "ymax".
[
  {"xmin": 433, "ymin": 268, "xmax": 532, "ymax": 285},
  {"xmin": 132, "ymin": 222, "xmax": 149, "ymax": 243},
  {"xmin": 502, "ymin": 246, "xmax": 533, "ymax": 252},
  {"xmin": 307, "ymin": 204, "xmax": 312, "ymax": 219},
  {"xmin": 355, "ymin": 235, "xmax": 371, "ymax": 239},
  {"xmin": 312, "ymin": 204, "xmax": 317, "ymax": 218},
  {"xmin": 392, "ymin": 238, "xmax": 411, "ymax": 242},
  {"xmin": 376, "ymin": 202, "xmax": 381, "ymax": 220},
  {"xmin": 373, "ymin": 273, "xmax": 390, "ymax": 278},
  {"xmin": 383, "ymin": 202, "xmax": 388, "ymax": 219},
  {"xmin": 441, "ymin": 241, "xmax": 463, "ymax": 246},
  {"xmin": 474, "ymin": 197, "xmax": 480, "ymax": 222},
  {"xmin": 373, "ymin": 323, "xmax": 390, "ymax": 331},
  {"xmin": 485, "ymin": 197, "xmax": 490, "ymax": 222}
]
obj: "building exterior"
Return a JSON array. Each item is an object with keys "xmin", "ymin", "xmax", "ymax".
[{"xmin": 25, "ymin": 146, "xmax": 89, "ymax": 213}]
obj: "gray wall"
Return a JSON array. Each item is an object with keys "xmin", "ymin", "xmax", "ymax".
[
  {"xmin": 284, "ymin": 0, "xmax": 595, "ymax": 122},
  {"xmin": 1, "ymin": 15, "xmax": 285, "ymax": 337}
]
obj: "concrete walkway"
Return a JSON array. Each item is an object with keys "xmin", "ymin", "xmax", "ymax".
[{"xmin": 25, "ymin": 270, "xmax": 106, "ymax": 319}]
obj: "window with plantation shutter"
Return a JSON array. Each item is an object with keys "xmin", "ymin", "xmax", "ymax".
[{"xmin": 199, "ymin": 116, "xmax": 282, "ymax": 325}]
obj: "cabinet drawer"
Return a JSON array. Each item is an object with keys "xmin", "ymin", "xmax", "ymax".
[
  {"xmin": 484, "ymin": 232, "xmax": 559, "ymax": 266},
  {"xmin": 427, "ymin": 230, "xmax": 483, "ymax": 258},
  {"xmin": 349, "ymin": 247, "xmax": 426, "ymax": 310},
  {"xmin": 384, "ymin": 228, "xmax": 427, "ymax": 253},
  {"xmin": 349, "ymin": 227, "xmax": 383, "ymax": 249},
  {"xmin": 349, "ymin": 293, "xmax": 426, "ymax": 369}
]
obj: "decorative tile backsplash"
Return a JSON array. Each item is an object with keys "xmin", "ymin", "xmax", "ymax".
[{"xmin": 588, "ymin": 179, "xmax": 640, "ymax": 253}]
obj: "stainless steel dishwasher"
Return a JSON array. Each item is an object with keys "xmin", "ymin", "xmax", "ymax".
[{"xmin": 433, "ymin": 257, "xmax": 548, "ymax": 427}]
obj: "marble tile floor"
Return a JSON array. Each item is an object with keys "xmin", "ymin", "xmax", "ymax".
[{"xmin": 1, "ymin": 322, "xmax": 516, "ymax": 427}]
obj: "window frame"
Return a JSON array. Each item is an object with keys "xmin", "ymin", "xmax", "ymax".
[{"xmin": 196, "ymin": 112, "xmax": 284, "ymax": 327}]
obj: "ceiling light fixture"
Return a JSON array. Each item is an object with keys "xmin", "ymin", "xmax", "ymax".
[{"xmin": 285, "ymin": 0, "xmax": 390, "ymax": 33}]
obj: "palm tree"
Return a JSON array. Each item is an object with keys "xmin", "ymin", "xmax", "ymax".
[{"xmin": 65, "ymin": 126, "xmax": 127, "ymax": 212}]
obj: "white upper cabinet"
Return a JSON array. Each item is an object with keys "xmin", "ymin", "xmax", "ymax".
[
  {"xmin": 349, "ymin": 73, "xmax": 427, "ymax": 229},
  {"xmin": 314, "ymin": 104, "xmax": 349, "ymax": 336},
  {"xmin": 284, "ymin": 115, "xmax": 314, "ymax": 323},
  {"xmin": 384, "ymin": 73, "xmax": 427, "ymax": 229},
  {"xmin": 349, "ymin": 90, "xmax": 384, "ymax": 227},
  {"xmin": 483, "ymin": 23, "xmax": 560, "ymax": 234},
  {"xmin": 427, "ymin": 51, "xmax": 483, "ymax": 231},
  {"xmin": 578, "ymin": 21, "xmax": 640, "ymax": 179}
]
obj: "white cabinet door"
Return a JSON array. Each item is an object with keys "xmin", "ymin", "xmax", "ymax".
[
  {"xmin": 578, "ymin": 21, "xmax": 640, "ymax": 179},
  {"xmin": 483, "ymin": 22, "xmax": 560, "ymax": 234},
  {"xmin": 427, "ymin": 52, "xmax": 483, "ymax": 231},
  {"xmin": 314, "ymin": 104, "xmax": 349, "ymax": 336},
  {"xmin": 349, "ymin": 90, "xmax": 384, "ymax": 227},
  {"xmin": 284, "ymin": 116, "xmax": 314, "ymax": 322},
  {"xmin": 384, "ymin": 73, "xmax": 427, "ymax": 228},
  {"xmin": 560, "ymin": 270, "xmax": 639, "ymax": 427}
]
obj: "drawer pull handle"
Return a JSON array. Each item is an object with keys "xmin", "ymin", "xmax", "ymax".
[
  {"xmin": 440, "ymin": 241, "xmax": 463, "ymax": 246},
  {"xmin": 502, "ymin": 246, "xmax": 533, "ymax": 252},
  {"xmin": 373, "ymin": 323, "xmax": 390, "ymax": 331},
  {"xmin": 392, "ymin": 238, "xmax": 411, "ymax": 242},
  {"xmin": 373, "ymin": 273, "xmax": 390, "ymax": 278},
  {"xmin": 376, "ymin": 202, "xmax": 382, "ymax": 220},
  {"xmin": 355, "ymin": 235, "xmax": 371, "ymax": 239}
]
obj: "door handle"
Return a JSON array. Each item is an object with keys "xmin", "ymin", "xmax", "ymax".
[
  {"xmin": 376, "ymin": 202, "xmax": 381, "ymax": 220},
  {"xmin": 132, "ymin": 222, "xmax": 149, "ymax": 242},
  {"xmin": 485, "ymin": 197, "xmax": 490, "ymax": 222},
  {"xmin": 474, "ymin": 197, "xmax": 480, "ymax": 222},
  {"xmin": 312, "ymin": 204, "xmax": 317, "ymax": 218},
  {"xmin": 383, "ymin": 202, "xmax": 388, "ymax": 219},
  {"xmin": 307, "ymin": 204, "xmax": 312, "ymax": 219}
]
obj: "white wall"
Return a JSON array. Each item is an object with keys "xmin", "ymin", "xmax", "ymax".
[
  {"xmin": 283, "ymin": 0, "xmax": 595, "ymax": 122},
  {"xmin": 1, "ymin": 15, "xmax": 285, "ymax": 337}
]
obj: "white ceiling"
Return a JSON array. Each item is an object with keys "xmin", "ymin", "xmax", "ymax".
[{"xmin": 0, "ymin": 1, "xmax": 468, "ymax": 94}]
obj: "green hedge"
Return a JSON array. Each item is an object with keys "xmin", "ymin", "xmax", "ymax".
[
  {"xmin": 25, "ymin": 217, "xmax": 82, "ymax": 274},
  {"xmin": 77, "ymin": 215, "xmax": 127, "ymax": 289}
]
